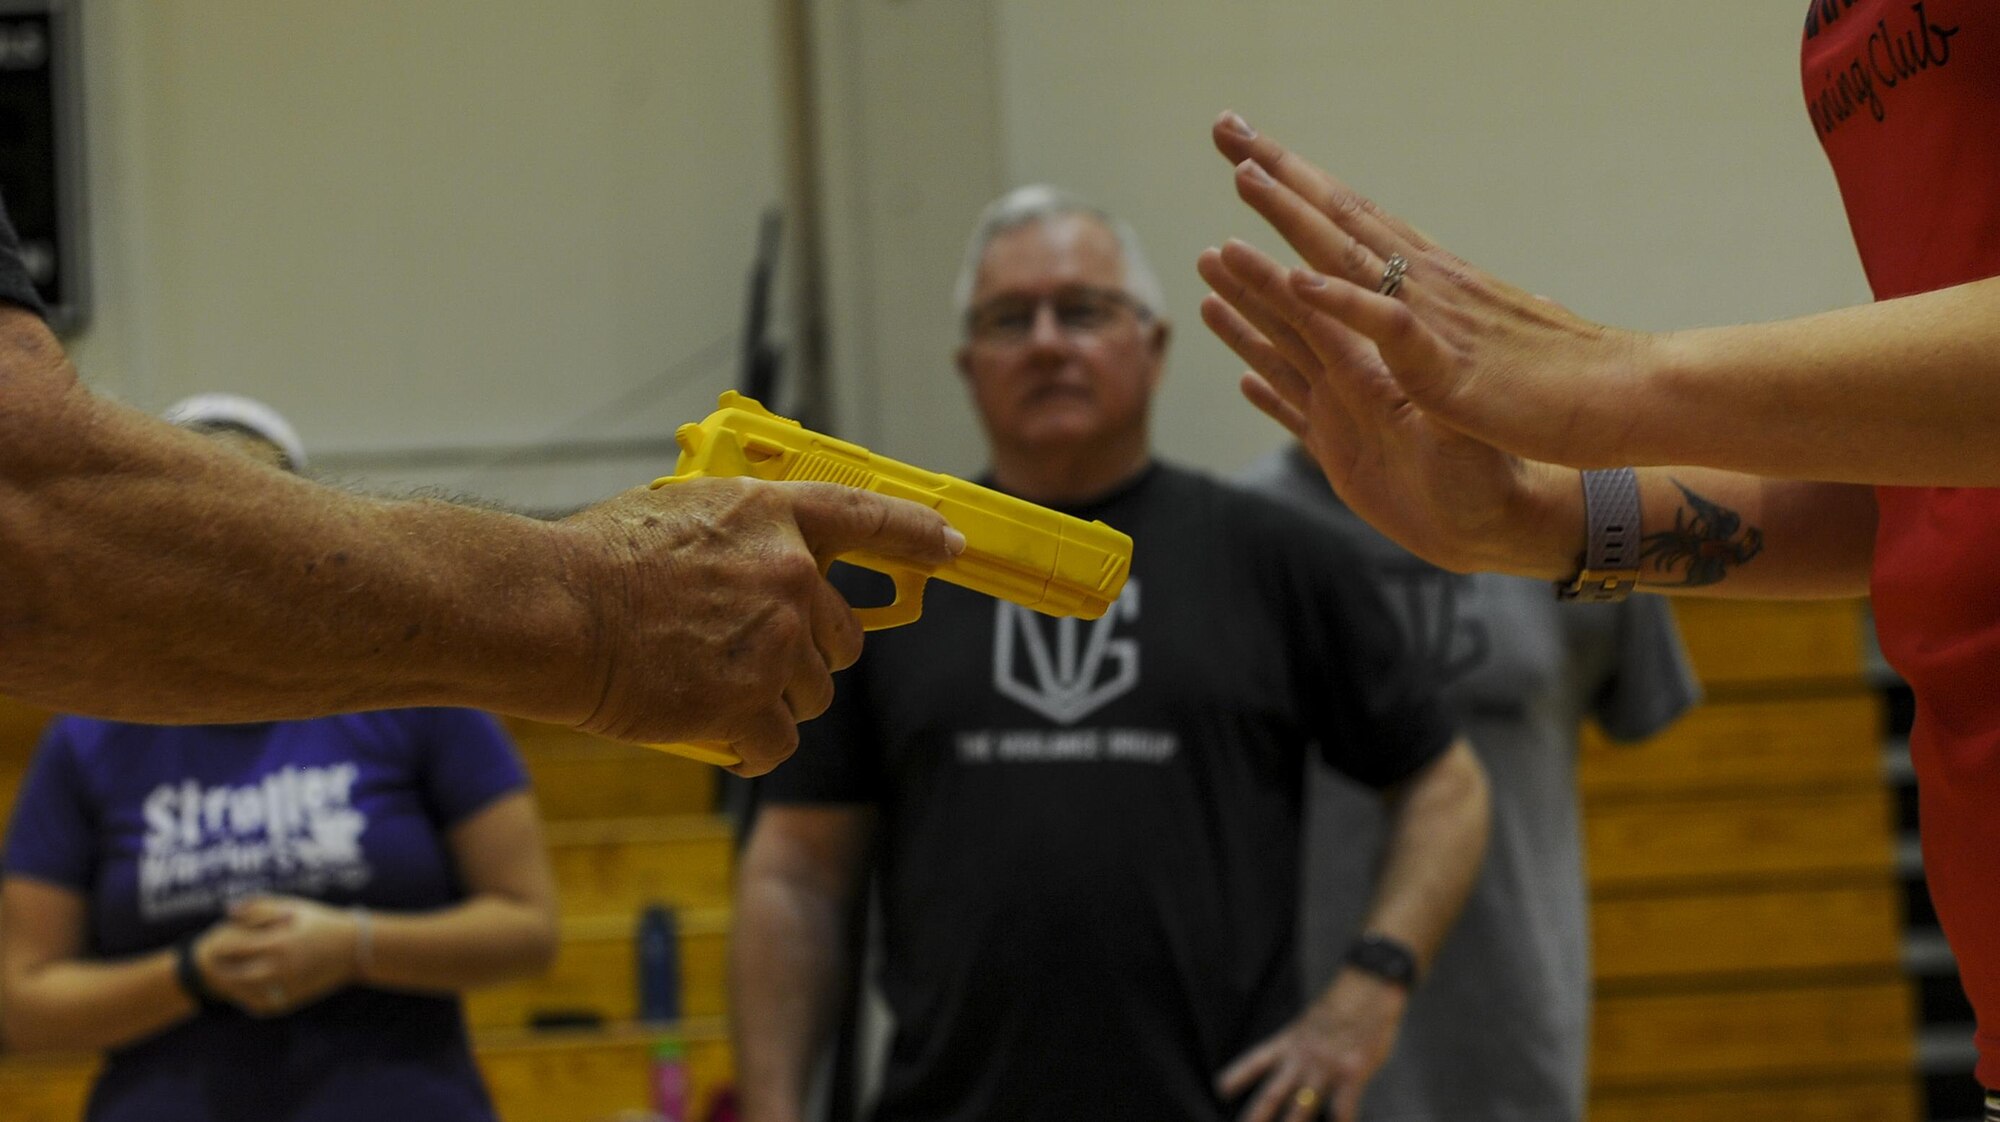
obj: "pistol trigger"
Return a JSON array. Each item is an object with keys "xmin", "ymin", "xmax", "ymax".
[{"xmin": 850, "ymin": 568, "xmax": 928, "ymax": 631}]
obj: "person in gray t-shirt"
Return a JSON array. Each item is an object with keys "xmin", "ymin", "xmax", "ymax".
[{"xmin": 1245, "ymin": 444, "xmax": 1700, "ymax": 1122}]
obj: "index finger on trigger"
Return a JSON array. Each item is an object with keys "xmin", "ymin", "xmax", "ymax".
[{"xmin": 786, "ymin": 483, "xmax": 966, "ymax": 568}]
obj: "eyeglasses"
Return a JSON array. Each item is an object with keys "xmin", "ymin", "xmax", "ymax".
[{"xmin": 965, "ymin": 285, "xmax": 1149, "ymax": 345}]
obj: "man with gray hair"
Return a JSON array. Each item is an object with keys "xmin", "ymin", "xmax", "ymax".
[{"xmin": 731, "ymin": 186, "xmax": 1491, "ymax": 1122}]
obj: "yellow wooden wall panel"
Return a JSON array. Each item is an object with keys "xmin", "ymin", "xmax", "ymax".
[
  {"xmin": 478, "ymin": 1024, "xmax": 734, "ymax": 1122},
  {"xmin": 1586, "ymin": 788, "xmax": 1895, "ymax": 888},
  {"xmin": 1590, "ymin": 1078, "xmax": 1919, "ymax": 1122},
  {"xmin": 0, "ymin": 695, "xmax": 51, "ymax": 751},
  {"xmin": 545, "ymin": 817, "xmax": 736, "ymax": 915},
  {"xmin": 504, "ymin": 719, "xmax": 716, "ymax": 820},
  {"xmin": 1669, "ymin": 599, "xmax": 1868, "ymax": 687},
  {"xmin": 0, "ymin": 697, "xmax": 50, "ymax": 827},
  {"xmin": 1579, "ymin": 694, "xmax": 1882, "ymax": 799},
  {"xmin": 0, "ymin": 1024, "xmax": 741, "ymax": 1122},
  {"xmin": 466, "ymin": 913, "xmax": 730, "ymax": 1029},
  {"xmin": 520, "ymin": 753, "xmax": 714, "ymax": 820},
  {"xmin": 1591, "ymin": 982, "xmax": 1913, "ymax": 1085},
  {"xmin": 1593, "ymin": 885, "xmax": 1903, "ymax": 983},
  {"xmin": 0, "ymin": 1053, "xmax": 97, "ymax": 1122}
]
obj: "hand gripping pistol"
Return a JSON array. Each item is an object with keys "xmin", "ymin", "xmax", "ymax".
[{"xmin": 645, "ymin": 392, "xmax": 1133, "ymax": 766}]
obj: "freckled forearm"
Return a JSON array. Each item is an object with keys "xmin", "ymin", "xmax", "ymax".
[{"xmin": 0, "ymin": 311, "xmax": 599, "ymax": 724}]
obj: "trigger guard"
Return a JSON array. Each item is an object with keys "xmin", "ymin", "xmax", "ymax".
[{"xmin": 850, "ymin": 571, "xmax": 928, "ymax": 631}]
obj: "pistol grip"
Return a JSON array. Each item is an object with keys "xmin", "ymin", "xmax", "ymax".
[{"xmin": 642, "ymin": 740, "xmax": 744, "ymax": 767}]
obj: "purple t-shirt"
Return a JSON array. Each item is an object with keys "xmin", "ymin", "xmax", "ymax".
[{"xmin": 2, "ymin": 708, "xmax": 528, "ymax": 1122}]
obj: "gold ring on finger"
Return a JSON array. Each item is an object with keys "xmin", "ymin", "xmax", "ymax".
[{"xmin": 1294, "ymin": 1085, "xmax": 1321, "ymax": 1111}]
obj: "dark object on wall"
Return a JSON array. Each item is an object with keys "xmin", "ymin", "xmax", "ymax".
[{"xmin": 0, "ymin": 0, "xmax": 84, "ymax": 333}]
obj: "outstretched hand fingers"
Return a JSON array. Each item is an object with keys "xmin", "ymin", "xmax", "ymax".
[
  {"xmin": 1281, "ymin": 264, "xmax": 1464, "ymax": 413},
  {"xmin": 1194, "ymin": 288, "xmax": 1331, "ymax": 450},
  {"xmin": 1209, "ymin": 110, "xmax": 1473, "ymax": 408},
  {"xmin": 1213, "ymin": 111, "xmax": 1436, "ymax": 263},
  {"xmin": 1204, "ymin": 239, "xmax": 1413, "ymax": 420},
  {"xmin": 1237, "ymin": 371, "xmax": 1310, "ymax": 441},
  {"xmin": 1196, "ymin": 250, "xmax": 1313, "ymax": 409}
]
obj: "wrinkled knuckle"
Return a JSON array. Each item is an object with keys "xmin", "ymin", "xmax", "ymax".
[
  {"xmin": 769, "ymin": 549, "xmax": 822, "ymax": 597},
  {"xmin": 1341, "ymin": 238, "xmax": 1371, "ymax": 279},
  {"xmin": 764, "ymin": 605, "xmax": 808, "ymax": 655},
  {"xmin": 742, "ymin": 478, "xmax": 790, "ymax": 518}
]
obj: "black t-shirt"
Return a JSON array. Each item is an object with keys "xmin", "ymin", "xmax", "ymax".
[{"xmin": 763, "ymin": 462, "xmax": 1454, "ymax": 1122}]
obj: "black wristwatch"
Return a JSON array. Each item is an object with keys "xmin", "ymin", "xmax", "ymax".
[
  {"xmin": 1342, "ymin": 933, "xmax": 1419, "ymax": 990},
  {"xmin": 174, "ymin": 935, "xmax": 224, "ymax": 1011}
]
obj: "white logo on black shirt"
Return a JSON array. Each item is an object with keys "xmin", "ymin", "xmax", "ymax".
[{"xmin": 992, "ymin": 580, "xmax": 1140, "ymax": 724}]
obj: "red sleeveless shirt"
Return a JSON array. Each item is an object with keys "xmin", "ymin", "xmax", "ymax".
[{"xmin": 1802, "ymin": 0, "xmax": 2000, "ymax": 1088}]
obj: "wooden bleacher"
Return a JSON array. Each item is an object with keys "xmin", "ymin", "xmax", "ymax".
[
  {"xmin": 1581, "ymin": 598, "xmax": 1918, "ymax": 1121},
  {"xmin": 0, "ymin": 596, "xmax": 1921, "ymax": 1119}
]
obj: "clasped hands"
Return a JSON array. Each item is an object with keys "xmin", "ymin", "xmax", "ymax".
[{"xmin": 190, "ymin": 895, "xmax": 362, "ymax": 1018}]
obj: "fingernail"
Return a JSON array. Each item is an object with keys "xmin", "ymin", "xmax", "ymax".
[
  {"xmin": 1238, "ymin": 159, "xmax": 1273, "ymax": 187},
  {"xmin": 1222, "ymin": 111, "xmax": 1257, "ymax": 140},
  {"xmin": 1295, "ymin": 270, "xmax": 1328, "ymax": 289},
  {"xmin": 943, "ymin": 526, "xmax": 967, "ymax": 555}
]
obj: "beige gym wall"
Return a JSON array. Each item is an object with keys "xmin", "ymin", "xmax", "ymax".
[
  {"xmin": 69, "ymin": 1, "xmax": 789, "ymax": 508},
  {"xmin": 816, "ymin": 0, "xmax": 1874, "ymax": 477},
  {"xmin": 63, "ymin": 2, "xmax": 1872, "ymax": 503}
]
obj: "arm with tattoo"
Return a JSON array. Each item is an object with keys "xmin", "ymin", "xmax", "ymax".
[{"xmin": 1626, "ymin": 469, "xmax": 1872, "ymax": 598}]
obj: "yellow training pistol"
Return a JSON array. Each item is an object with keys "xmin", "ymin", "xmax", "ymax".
[{"xmin": 644, "ymin": 391, "xmax": 1133, "ymax": 767}]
